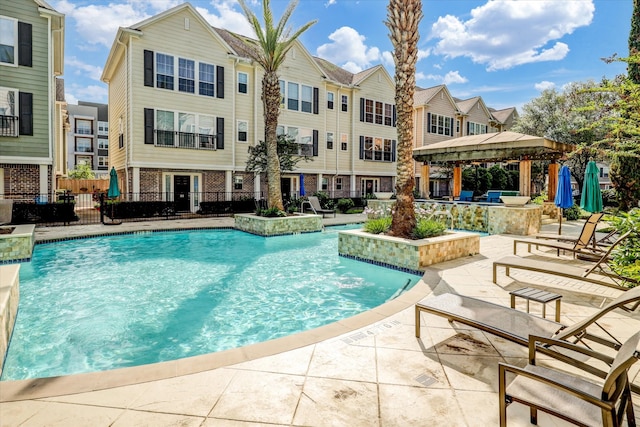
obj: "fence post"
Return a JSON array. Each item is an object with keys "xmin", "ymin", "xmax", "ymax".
[{"xmin": 99, "ymin": 193, "xmax": 105, "ymax": 224}]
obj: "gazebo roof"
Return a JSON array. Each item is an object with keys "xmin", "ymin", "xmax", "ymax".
[{"xmin": 413, "ymin": 131, "xmax": 575, "ymax": 163}]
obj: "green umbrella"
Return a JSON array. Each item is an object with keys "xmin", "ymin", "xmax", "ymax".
[
  {"xmin": 580, "ymin": 160, "xmax": 602, "ymax": 213},
  {"xmin": 107, "ymin": 167, "xmax": 120, "ymax": 199}
]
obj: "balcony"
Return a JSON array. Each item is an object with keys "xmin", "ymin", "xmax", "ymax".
[
  {"xmin": 75, "ymin": 128, "xmax": 93, "ymax": 136},
  {"xmin": 0, "ymin": 115, "xmax": 18, "ymax": 137},
  {"xmin": 155, "ymin": 130, "xmax": 217, "ymax": 150}
]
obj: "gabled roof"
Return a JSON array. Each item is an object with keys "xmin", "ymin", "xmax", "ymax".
[
  {"xmin": 456, "ymin": 96, "xmax": 481, "ymax": 115},
  {"xmin": 414, "ymin": 85, "xmax": 445, "ymax": 105},
  {"xmin": 490, "ymin": 107, "xmax": 518, "ymax": 124},
  {"xmin": 313, "ymin": 56, "xmax": 355, "ymax": 85}
]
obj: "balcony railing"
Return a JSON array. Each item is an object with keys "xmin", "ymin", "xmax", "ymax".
[
  {"xmin": 1, "ymin": 115, "xmax": 18, "ymax": 137},
  {"xmin": 155, "ymin": 130, "xmax": 216, "ymax": 150},
  {"xmin": 75, "ymin": 128, "xmax": 93, "ymax": 135}
]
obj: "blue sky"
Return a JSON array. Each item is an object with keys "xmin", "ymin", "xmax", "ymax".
[{"xmin": 54, "ymin": 0, "xmax": 633, "ymax": 111}]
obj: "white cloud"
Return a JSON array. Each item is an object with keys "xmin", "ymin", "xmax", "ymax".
[
  {"xmin": 66, "ymin": 57, "xmax": 104, "ymax": 82},
  {"xmin": 417, "ymin": 48, "xmax": 430, "ymax": 61},
  {"xmin": 325, "ymin": 0, "xmax": 337, "ymax": 6},
  {"xmin": 418, "ymin": 70, "xmax": 467, "ymax": 85},
  {"xmin": 66, "ymin": 84, "xmax": 108, "ymax": 104},
  {"xmin": 316, "ymin": 26, "xmax": 382, "ymax": 72},
  {"xmin": 196, "ymin": 1, "xmax": 254, "ymax": 37},
  {"xmin": 65, "ymin": 92, "xmax": 78, "ymax": 105},
  {"xmin": 429, "ymin": 0, "xmax": 594, "ymax": 71},
  {"xmin": 535, "ymin": 80, "xmax": 556, "ymax": 91}
]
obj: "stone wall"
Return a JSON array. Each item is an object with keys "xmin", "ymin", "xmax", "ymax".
[
  {"xmin": 488, "ymin": 205, "xmax": 542, "ymax": 235},
  {"xmin": 235, "ymin": 213, "xmax": 323, "ymax": 236},
  {"xmin": 0, "ymin": 225, "xmax": 36, "ymax": 264},
  {"xmin": 0, "ymin": 264, "xmax": 19, "ymax": 376},
  {"xmin": 338, "ymin": 229, "xmax": 480, "ymax": 272}
]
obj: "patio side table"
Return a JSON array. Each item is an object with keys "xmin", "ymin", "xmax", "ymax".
[{"xmin": 509, "ymin": 287, "xmax": 562, "ymax": 322}]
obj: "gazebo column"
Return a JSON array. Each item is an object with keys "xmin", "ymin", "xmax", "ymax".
[
  {"xmin": 519, "ymin": 159, "xmax": 531, "ymax": 196},
  {"xmin": 453, "ymin": 164, "xmax": 462, "ymax": 198},
  {"xmin": 547, "ymin": 161, "xmax": 558, "ymax": 201},
  {"xmin": 421, "ymin": 163, "xmax": 430, "ymax": 199}
]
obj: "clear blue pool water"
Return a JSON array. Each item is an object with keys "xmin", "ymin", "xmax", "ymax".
[{"xmin": 1, "ymin": 226, "xmax": 420, "ymax": 381}]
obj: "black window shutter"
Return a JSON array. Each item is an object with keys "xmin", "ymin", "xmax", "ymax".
[
  {"xmin": 18, "ymin": 22, "xmax": 32, "ymax": 67},
  {"xmin": 144, "ymin": 108, "xmax": 154, "ymax": 144},
  {"xmin": 143, "ymin": 50, "xmax": 154, "ymax": 87},
  {"xmin": 312, "ymin": 130, "xmax": 318, "ymax": 156},
  {"xmin": 313, "ymin": 87, "xmax": 319, "ymax": 115},
  {"xmin": 391, "ymin": 140, "xmax": 396, "ymax": 162},
  {"xmin": 427, "ymin": 112, "xmax": 431, "ymax": 133},
  {"xmin": 359, "ymin": 136, "xmax": 364, "ymax": 159},
  {"xmin": 466, "ymin": 121, "xmax": 470, "ymax": 135},
  {"xmin": 216, "ymin": 117, "xmax": 224, "ymax": 149},
  {"xmin": 392, "ymin": 105, "xmax": 397, "ymax": 127},
  {"xmin": 449, "ymin": 118, "xmax": 454, "ymax": 136},
  {"xmin": 216, "ymin": 66, "xmax": 224, "ymax": 99},
  {"xmin": 359, "ymin": 98, "xmax": 365, "ymax": 122},
  {"xmin": 18, "ymin": 92, "xmax": 33, "ymax": 135}
]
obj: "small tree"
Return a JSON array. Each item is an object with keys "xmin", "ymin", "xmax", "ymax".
[
  {"xmin": 245, "ymin": 134, "xmax": 312, "ymax": 174},
  {"xmin": 68, "ymin": 164, "xmax": 95, "ymax": 179},
  {"xmin": 488, "ymin": 165, "xmax": 508, "ymax": 190}
]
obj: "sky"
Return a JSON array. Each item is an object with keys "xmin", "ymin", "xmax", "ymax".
[{"xmin": 54, "ymin": 0, "xmax": 634, "ymax": 112}]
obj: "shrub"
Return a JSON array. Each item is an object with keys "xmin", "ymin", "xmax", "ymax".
[
  {"xmin": 313, "ymin": 191, "xmax": 334, "ymax": 209},
  {"xmin": 563, "ymin": 205, "xmax": 582, "ymax": 221},
  {"xmin": 336, "ymin": 198, "xmax": 354, "ymax": 213},
  {"xmin": 363, "ymin": 216, "xmax": 392, "ymax": 234},
  {"xmin": 258, "ymin": 207, "xmax": 286, "ymax": 217},
  {"xmin": 412, "ymin": 218, "xmax": 447, "ymax": 239},
  {"xmin": 606, "ymin": 208, "xmax": 640, "ymax": 287},
  {"xmin": 531, "ymin": 191, "xmax": 547, "ymax": 205}
]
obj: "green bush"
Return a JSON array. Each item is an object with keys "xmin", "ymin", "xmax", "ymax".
[
  {"xmin": 336, "ymin": 198, "xmax": 354, "ymax": 213},
  {"xmin": 563, "ymin": 205, "xmax": 582, "ymax": 220},
  {"xmin": 313, "ymin": 191, "xmax": 334, "ymax": 209},
  {"xmin": 412, "ymin": 218, "xmax": 447, "ymax": 239},
  {"xmin": 363, "ymin": 216, "xmax": 392, "ymax": 234},
  {"xmin": 610, "ymin": 152, "xmax": 640, "ymax": 210},
  {"xmin": 531, "ymin": 191, "xmax": 547, "ymax": 205},
  {"xmin": 258, "ymin": 207, "xmax": 286, "ymax": 217},
  {"xmin": 607, "ymin": 208, "xmax": 640, "ymax": 287},
  {"xmin": 346, "ymin": 207, "xmax": 364, "ymax": 214}
]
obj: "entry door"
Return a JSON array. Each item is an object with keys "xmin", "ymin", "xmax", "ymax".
[
  {"xmin": 363, "ymin": 179, "xmax": 377, "ymax": 197},
  {"xmin": 281, "ymin": 177, "xmax": 291, "ymax": 201},
  {"xmin": 174, "ymin": 175, "xmax": 191, "ymax": 211}
]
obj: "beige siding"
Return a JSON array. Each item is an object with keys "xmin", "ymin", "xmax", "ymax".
[{"xmin": 107, "ymin": 50, "xmax": 127, "ymax": 171}]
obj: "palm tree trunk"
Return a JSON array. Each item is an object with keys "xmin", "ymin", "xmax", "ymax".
[
  {"xmin": 263, "ymin": 71, "xmax": 284, "ymax": 210},
  {"xmin": 387, "ymin": 0, "xmax": 422, "ymax": 238}
]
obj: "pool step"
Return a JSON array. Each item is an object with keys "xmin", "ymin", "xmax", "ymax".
[{"xmin": 541, "ymin": 214, "xmax": 556, "ymax": 225}]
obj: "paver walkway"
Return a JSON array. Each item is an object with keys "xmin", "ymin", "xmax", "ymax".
[{"xmin": 1, "ymin": 215, "xmax": 638, "ymax": 426}]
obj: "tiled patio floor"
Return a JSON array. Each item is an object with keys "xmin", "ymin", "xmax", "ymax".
[{"xmin": 1, "ymin": 214, "xmax": 638, "ymax": 426}]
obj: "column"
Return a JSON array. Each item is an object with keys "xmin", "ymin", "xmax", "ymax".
[
  {"xmin": 453, "ymin": 164, "xmax": 462, "ymax": 198},
  {"xmin": 519, "ymin": 159, "xmax": 532, "ymax": 197},
  {"xmin": 225, "ymin": 170, "xmax": 233, "ymax": 201},
  {"xmin": 421, "ymin": 163, "xmax": 430, "ymax": 199},
  {"xmin": 547, "ymin": 161, "xmax": 558, "ymax": 202},
  {"xmin": 132, "ymin": 167, "xmax": 140, "ymax": 200}
]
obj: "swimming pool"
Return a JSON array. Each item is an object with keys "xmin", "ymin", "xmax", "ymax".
[{"xmin": 1, "ymin": 226, "xmax": 420, "ymax": 381}]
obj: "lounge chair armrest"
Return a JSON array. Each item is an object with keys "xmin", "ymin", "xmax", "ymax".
[
  {"xmin": 528, "ymin": 334, "xmax": 613, "ymax": 366},
  {"xmin": 498, "ymin": 363, "xmax": 613, "ymax": 410}
]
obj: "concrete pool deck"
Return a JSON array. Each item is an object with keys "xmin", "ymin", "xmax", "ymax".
[{"xmin": 1, "ymin": 214, "xmax": 639, "ymax": 426}]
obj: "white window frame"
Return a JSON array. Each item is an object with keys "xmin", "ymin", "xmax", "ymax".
[
  {"xmin": 98, "ymin": 156, "xmax": 108, "ymax": 168},
  {"xmin": 237, "ymin": 120, "xmax": 248, "ymax": 142},
  {"xmin": 0, "ymin": 86, "xmax": 18, "ymax": 136},
  {"xmin": 287, "ymin": 82, "xmax": 299, "ymax": 111},
  {"xmin": 341, "ymin": 95, "xmax": 348, "ymax": 112},
  {"xmin": 327, "ymin": 91, "xmax": 334, "ymax": 109},
  {"xmin": 0, "ymin": 16, "xmax": 17, "ymax": 67},
  {"xmin": 234, "ymin": 175, "xmax": 243, "ymax": 190},
  {"xmin": 326, "ymin": 131, "xmax": 334, "ymax": 150},
  {"xmin": 156, "ymin": 52, "xmax": 174, "ymax": 90},
  {"xmin": 75, "ymin": 118, "xmax": 93, "ymax": 135},
  {"xmin": 336, "ymin": 177, "xmax": 343, "ymax": 190},
  {"xmin": 238, "ymin": 72, "xmax": 248, "ymax": 94},
  {"xmin": 161, "ymin": 172, "xmax": 202, "ymax": 212},
  {"xmin": 98, "ymin": 138, "xmax": 108, "ymax": 149},
  {"xmin": 178, "ymin": 58, "xmax": 195, "ymax": 93},
  {"xmin": 199, "ymin": 62, "xmax": 215, "ymax": 97},
  {"xmin": 301, "ymin": 84, "xmax": 313, "ymax": 113},
  {"xmin": 340, "ymin": 133, "xmax": 348, "ymax": 151},
  {"xmin": 75, "ymin": 137, "xmax": 92, "ymax": 153}
]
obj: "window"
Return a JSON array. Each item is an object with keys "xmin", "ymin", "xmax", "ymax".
[
  {"xmin": 375, "ymin": 101, "xmax": 383, "ymax": 125},
  {"xmin": 301, "ymin": 85, "xmax": 312, "ymax": 113},
  {"xmin": 287, "ymin": 82, "xmax": 299, "ymax": 110},
  {"xmin": 384, "ymin": 104, "xmax": 393, "ymax": 126},
  {"xmin": 237, "ymin": 120, "xmax": 248, "ymax": 142},
  {"xmin": 0, "ymin": 17, "xmax": 16, "ymax": 65},
  {"xmin": 156, "ymin": 110, "xmax": 175, "ymax": 146},
  {"xmin": 156, "ymin": 53, "xmax": 174, "ymax": 90},
  {"xmin": 178, "ymin": 113, "xmax": 196, "ymax": 148},
  {"xmin": 98, "ymin": 138, "xmax": 108, "ymax": 149},
  {"xmin": 467, "ymin": 121, "xmax": 488, "ymax": 135},
  {"xmin": 75, "ymin": 119, "xmax": 92, "ymax": 135},
  {"xmin": 326, "ymin": 132, "xmax": 334, "ymax": 150},
  {"xmin": 456, "ymin": 119, "xmax": 460, "ymax": 134},
  {"xmin": 341, "ymin": 95, "xmax": 348, "ymax": 112},
  {"xmin": 238, "ymin": 72, "xmax": 248, "ymax": 94},
  {"xmin": 75, "ymin": 138, "xmax": 92, "ymax": 153},
  {"xmin": 198, "ymin": 115, "xmax": 215, "ymax": 148},
  {"xmin": 336, "ymin": 177, "xmax": 342, "ymax": 190},
  {"xmin": 341, "ymin": 133, "xmax": 348, "ymax": 151},
  {"xmin": 362, "ymin": 136, "xmax": 392, "ymax": 161},
  {"xmin": 327, "ymin": 92, "xmax": 334, "ymax": 109},
  {"xmin": 98, "ymin": 156, "xmax": 108, "ymax": 168},
  {"xmin": 178, "ymin": 58, "xmax": 195, "ymax": 93},
  {"xmin": 0, "ymin": 87, "xmax": 17, "ymax": 136},
  {"xmin": 322, "ymin": 177, "xmax": 328, "ymax": 191},
  {"xmin": 277, "ymin": 125, "xmax": 313, "ymax": 156},
  {"xmin": 234, "ymin": 175, "xmax": 243, "ymax": 190},
  {"xmin": 76, "ymin": 155, "xmax": 93, "ymax": 168},
  {"xmin": 364, "ymin": 99, "xmax": 373, "ymax": 122},
  {"xmin": 430, "ymin": 114, "xmax": 453, "ymax": 136},
  {"xmin": 97, "ymin": 121, "xmax": 108, "ymax": 135},
  {"xmin": 199, "ymin": 63, "xmax": 214, "ymax": 96},
  {"xmin": 279, "ymin": 80, "xmax": 286, "ymax": 107}
]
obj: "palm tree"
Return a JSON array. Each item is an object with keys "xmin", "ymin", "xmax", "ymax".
[
  {"xmin": 385, "ymin": 0, "xmax": 423, "ymax": 237},
  {"xmin": 235, "ymin": 0, "xmax": 316, "ymax": 211}
]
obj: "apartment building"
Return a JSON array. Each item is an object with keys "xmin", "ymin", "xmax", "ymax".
[
  {"xmin": 101, "ymin": 3, "xmax": 398, "ymax": 212},
  {"xmin": 66, "ymin": 101, "xmax": 109, "ymax": 177},
  {"xmin": 0, "ymin": 0, "xmax": 64, "ymax": 198}
]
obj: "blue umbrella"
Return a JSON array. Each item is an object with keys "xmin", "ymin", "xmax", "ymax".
[
  {"xmin": 299, "ymin": 173, "xmax": 305, "ymax": 197},
  {"xmin": 554, "ymin": 165, "xmax": 573, "ymax": 234},
  {"xmin": 580, "ymin": 160, "xmax": 603, "ymax": 213},
  {"xmin": 107, "ymin": 167, "xmax": 120, "ymax": 199}
]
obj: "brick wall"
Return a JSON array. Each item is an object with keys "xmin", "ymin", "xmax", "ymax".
[{"xmin": 0, "ymin": 164, "xmax": 50, "ymax": 195}]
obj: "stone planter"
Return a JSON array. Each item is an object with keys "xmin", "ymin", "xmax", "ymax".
[
  {"xmin": 488, "ymin": 205, "xmax": 542, "ymax": 235},
  {"xmin": 338, "ymin": 229, "xmax": 480, "ymax": 273},
  {"xmin": 234, "ymin": 213, "xmax": 323, "ymax": 237},
  {"xmin": 0, "ymin": 224, "xmax": 36, "ymax": 265},
  {"xmin": 0, "ymin": 264, "xmax": 19, "ymax": 376}
]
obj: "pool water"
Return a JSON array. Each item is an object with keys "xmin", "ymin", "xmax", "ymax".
[{"xmin": 1, "ymin": 226, "xmax": 420, "ymax": 381}]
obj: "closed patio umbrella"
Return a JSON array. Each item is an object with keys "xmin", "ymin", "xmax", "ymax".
[
  {"xmin": 107, "ymin": 167, "xmax": 120, "ymax": 199},
  {"xmin": 580, "ymin": 160, "xmax": 603, "ymax": 213},
  {"xmin": 299, "ymin": 173, "xmax": 305, "ymax": 197},
  {"xmin": 554, "ymin": 165, "xmax": 573, "ymax": 234}
]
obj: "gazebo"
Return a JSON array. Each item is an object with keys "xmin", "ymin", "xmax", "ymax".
[{"xmin": 412, "ymin": 131, "xmax": 576, "ymax": 200}]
